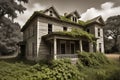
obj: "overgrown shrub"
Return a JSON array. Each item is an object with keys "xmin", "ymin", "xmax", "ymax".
[
  {"xmin": 77, "ymin": 51, "xmax": 109, "ymax": 67},
  {"xmin": 0, "ymin": 59, "xmax": 86, "ymax": 80},
  {"xmin": 106, "ymin": 69, "xmax": 120, "ymax": 80},
  {"xmin": 29, "ymin": 59, "xmax": 86, "ymax": 80}
]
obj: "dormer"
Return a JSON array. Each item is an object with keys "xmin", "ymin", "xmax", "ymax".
[
  {"xmin": 65, "ymin": 11, "xmax": 80, "ymax": 23},
  {"xmin": 85, "ymin": 15, "xmax": 105, "ymax": 37},
  {"xmin": 86, "ymin": 15, "xmax": 105, "ymax": 26},
  {"xmin": 42, "ymin": 6, "xmax": 60, "ymax": 19}
]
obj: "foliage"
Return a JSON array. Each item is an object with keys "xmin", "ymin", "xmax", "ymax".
[
  {"xmin": 106, "ymin": 69, "xmax": 120, "ymax": 80},
  {"xmin": 77, "ymin": 51, "xmax": 120, "ymax": 80},
  {"xmin": 78, "ymin": 20, "xmax": 86, "ymax": 26},
  {"xmin": 81, "ymin": 64, "xmax": 120, "ymax": 80},
  {"xmin": 60, "ymin": 16, "xmax": 72, "ymax": 22},
  {"xmin": 104, "ymin": 15, "xmax": 120, "ymax": 53},
  {"xmin": 0, "ymin": 53, "xmax": 120, "ymax": 80},
  {"xmin": 0, "ymin": 0, "xmax": 28, "ymax": 55},
  {"xmin": 77, "ymin": 51, "xmax": 109, "ymax": 67},
  {"xmin": 53, "ymin": 28, "xmax": 95, "ymax": 41},
  {"xmin": 60, "ymin": 16, "xmax": 86, "ymax": 26},
  {"xmin": 0, "ymin": 59, "xmax": 86, "ymax": 80}
]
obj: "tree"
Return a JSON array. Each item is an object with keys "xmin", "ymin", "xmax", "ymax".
[
  {"xmin": 0, "ymin": 0, "xmax": 28, "ymax": 55},
  {"xmin": 104, "ymin": 15, "xmax": 120, "ymax": 53}
]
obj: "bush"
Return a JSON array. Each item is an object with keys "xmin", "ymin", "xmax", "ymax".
[
  {"xmin": 106, "ymin": 69, "xmax": 120, "ymax": 80},
  {"xmin": 77, "ymin": 51, "xmax": 109, "ymax": 67},
  {"xmin": 0, "ymin": 59, "xmax": 86, "ymax": 80},
  {"xmin": 29, "ymin": 59, "xmax": 86, "ymax": 80}
]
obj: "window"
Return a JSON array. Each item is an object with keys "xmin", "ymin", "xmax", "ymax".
[
  {"xmin": 99, "ymin": 43, "xmax": 102, "ymax": 52},
  {"xmin": 60, "ymin": 42, "xmax": 66, "ymax": 54},
  {"xmin": 74, "ymin": 17, "xmax": 77, "ymax": 22},
  {"xmin": 87, "ymin": 29, "xmax": 90, "ymax": 33},
  {"xmin": 72, "ymin": 16, "xmax": 77, "ymax": 22},
  {"xmin": 98, "ymin": 28, "xmax": 101, "ymax": 37},
  {"xmin": 63, "ymin": 27, "xmax": 67, "ymax": 31},
  {"xmin": 70, "ymin": 43, "xmax": 75, "ymax": 54},
  {"xmin": 48, "ymin": 24, "xmax": 52, "ymax": 34},
  {"xmin": 49, "ymin": 11, "xmax": 53, "ymax": 16}
]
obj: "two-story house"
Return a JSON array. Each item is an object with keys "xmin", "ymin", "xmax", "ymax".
[{"xmin": 20, "ymin": 6, "xmax": 105, "ymax": 61}]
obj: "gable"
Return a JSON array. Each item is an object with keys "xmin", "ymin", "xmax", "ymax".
[
  {"xmin": 66, "ymin": 11, "xmax": 80, "ymax": 19},
  {"xmin": 86, "ymin": 16, "xmax": 105, "ymax": 26},
  {"xmin": 43, "ymin": 6, "xmax": 60, "ymax": 19},
  {"xmin": 97, "ymin": 17, "xmax": 105, "ymax": 25}
]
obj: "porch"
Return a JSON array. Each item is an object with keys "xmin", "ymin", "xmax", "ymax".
[{"xmin": 42, "ymin": 32, "xmax": 94, "ymax": 60}]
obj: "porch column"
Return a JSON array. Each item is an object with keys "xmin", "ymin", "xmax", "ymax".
[
  {"xmin": 79, "ymin": 40, "xmax": 83, "ymax": 52},
  {"xmin": 89, "ymin": 42, "xmax": 93, "ymax": 52},
  {"xmin": 54, "ymin": 37, "xmax": 57, "ymax": 60}
]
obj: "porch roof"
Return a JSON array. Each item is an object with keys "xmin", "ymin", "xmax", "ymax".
[{"xmin": 42, "ymin": 32, "xmax": 96, "ymax": 41}]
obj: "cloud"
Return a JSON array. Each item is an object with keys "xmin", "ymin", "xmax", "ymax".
[
  {"xmin": 80, "ymin": 2, "xmax": 120, "ymax": 21},
  {"xmin": 15, "ymin": 3, "xmax": 45, "ymax": 27},
  {"xmin": 101, "ymin": 2, "xmax": 114, "ymax": 10}
]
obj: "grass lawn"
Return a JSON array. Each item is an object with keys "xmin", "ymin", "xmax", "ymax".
[
  {"xmin": 81, "ymin": 60, "xmax": 120, "ymax": 80},
  {"xmin": 0, "ymin": 56, "xmax": 119, "ymax": 80}
]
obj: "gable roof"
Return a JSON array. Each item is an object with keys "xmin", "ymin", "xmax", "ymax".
[
  {"xmin": 21, "ymin": 7, "xmax": 105, "ymax": 32},
  {"xmin": 66, "ymin": 11, "xmax": 80, "ymax": 18},
  {"xmin": 21, "ymin": 11, "xmax": 83, "ymax": 32},
  {"xmin": 86, "ymin": 15, "xmax": 105, "ymax": 26},
  {"xmin": 42, "ymin": 6, "xmax": 61, "ymax": 19}
]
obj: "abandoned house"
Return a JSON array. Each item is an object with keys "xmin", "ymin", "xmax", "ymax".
[{"xmin": 20, "ymin": 6, "xmax": 105, "ymax": 61}]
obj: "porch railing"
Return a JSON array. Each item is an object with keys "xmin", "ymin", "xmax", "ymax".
[{"xmin": 56, "ymin": 54, "xmax": 78, "ymax": 59}]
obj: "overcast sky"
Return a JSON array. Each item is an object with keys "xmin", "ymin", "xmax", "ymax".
[{"xmin": 15, "ymin": 0, "xmax": 120, "ymax": 27}]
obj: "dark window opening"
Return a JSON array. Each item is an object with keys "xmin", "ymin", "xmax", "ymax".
[
  {"xmin": 87, "ymin": 29, "xmax": 90, "ymax": 33},
  {"xmin": 72, "ymin": 17, "xmax": 74, "ymax": 22},
  {"xmin": 72, "ymin": 17, "xmax": 77, "ymax": 22},
  {"xmin": 48, "ymin": 24, "xmax": 52, "ymax": 34},
  {"xmin": 49, "ymin": 11, "xmax": 53, "ymax": 16},
  {"xmin": 82, "ymin": 41, "xmax": 89, "ymax": 52},
  {"xmin": 63, "ymin": 27, "xmax": 67, "ymax": 31},
  {"xmin": 61, "ymin": 43, "xmax": 65, "ymax": 54},
  {"xmin": 99, "ymin": 43, "xmax": 102, "ymax": 52},
  {"xmin": 74, "ymin": 17, "xmax": 77, "ymax": 22},
  {"xmin": 71, "ymin": 43, "xmax": 75, "ymax": 54},
  {"xmin": 98, "ymin": 28, "xmax": 100, "ymax": 37}
]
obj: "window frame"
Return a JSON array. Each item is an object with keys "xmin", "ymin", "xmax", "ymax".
[
  {"xmin": 48, "ymin": 24, "xmax": 52, "ymax": 34},
  {"xmin": 49, "ymin": 10, "xmax": 53, "ymax": 16},
  {"xmin": 99, "ymin": 43, "xmax": 102, "ymax": 52},
  {"xmin": 72, "ymin": 16, "xmax": 77, "ymax": 22},
  {"xmin": 60, "ymin": 41, "xmax": 66, "ymax": 54},
  {"xmin": 70, "ymin": 42, "xmax": 75, "ymax": 54},
  {"xmin": 63, "ymin": 27, "xmax": 67, "ymax": 31},
  {"xmin": 98, "ymin": 28, "xmax": 101, "ymax": 37}
]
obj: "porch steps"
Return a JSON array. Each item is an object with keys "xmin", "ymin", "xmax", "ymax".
[{"xmin": 71, "ymin": 58, "xmax": 78, "ymax": 64}]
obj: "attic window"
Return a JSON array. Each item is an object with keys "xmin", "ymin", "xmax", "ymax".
[
  {"xmin": 49, "ymin": 11, "xmax": 53, "ymax": 16},
  {"xmin": 72, "ymin": 17, "xmax": 77, "ymax": 22}
]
